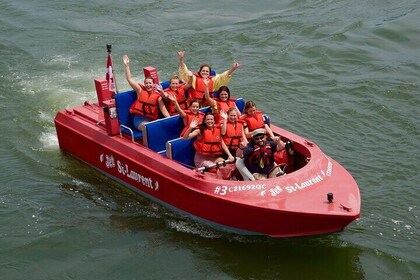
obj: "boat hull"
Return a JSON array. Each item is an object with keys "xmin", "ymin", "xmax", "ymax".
[{"xmin": 55, "ymin": 105, "xmax": 360, "ymax": 237}]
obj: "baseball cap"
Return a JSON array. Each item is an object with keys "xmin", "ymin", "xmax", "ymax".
[{"xmin": 252, "ymin": 128, "xmax": 266, "ymax": 138}]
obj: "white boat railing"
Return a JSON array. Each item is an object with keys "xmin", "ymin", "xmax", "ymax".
[{"xmin": 120, "ymin": 124, "xmax": 135, "ymax": 143}]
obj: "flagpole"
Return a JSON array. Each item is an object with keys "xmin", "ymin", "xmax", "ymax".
[{"xmin": 106, "ymin": 44, "xmax": 119, "ymax": 94}]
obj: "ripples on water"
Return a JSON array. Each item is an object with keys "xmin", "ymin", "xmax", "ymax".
[{"xmin": 0, "ymin": 0, "xmax": 419, "ymax": 279}]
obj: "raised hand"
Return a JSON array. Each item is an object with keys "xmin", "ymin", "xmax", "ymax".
[
  {"xmin": 122, "ymin": 55, "xmax": 130, "ymax": 65},
  {"xmin": 177, "ymin": 51, "xmax": 185, "ymax": 61},
  {"xmin": 232, "ymin": 60, "xmax": 241, "ymax": 70},
  {"xmin": 190, "ymin": 118, "xmax": 199, "ymax": 129},
  {"xmin": 220, "ymin": 110, "xmax": 227, "ymax": 120},
  {"xmin": 227, "ymin": 60, "xmax": 241, "ymax": 75},
  {"xmin": 167, "ymin": 93, "xmax": 177, "ymax": 102},
  {"xmin": 154, "ymin": 83, "xmax": 163, "ymax": 92}
]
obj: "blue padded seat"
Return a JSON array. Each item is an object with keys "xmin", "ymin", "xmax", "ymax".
[
  {"xmin": 114, "ymin": 90, "xmax": 142, "ymax": 140},
  {"xmin": 142, "ymin": 115, "xmax": 184, "ymax": 153},
  {"xmin": 264, "ymin": 115, "xmax": 270, "ymax": 126},
  {"xmin": 199, "ymin": 106, "xmax": 211, "ymax": 114},
  {"xmin": 166, "ymin": 137, "xmax": 196, "ymax": 168},
  {"xmin": 235, "ymin": 98, "xmax": 245, "ymax": 113},
  {"xmin": 163, "ymin": 98, "xmax": 245, "ymax": 167},
  {"xmin": 142, "ymin": 105, "xmax": 212, "ymax": 153},
  {"xmin": 160, "ymin": 80, "xmax": 170, "ymax": 90}
]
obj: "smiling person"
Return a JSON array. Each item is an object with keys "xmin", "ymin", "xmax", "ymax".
[
  {"xmin": 203, "ymin": 79, "xmax": 240, "ymax": 123},
  {"xmin": 167, "ymin": 93, "xmax": 204, "ymax": 137},
  {"xmin": 177, "ymin": 50, "xmax": 240, "ymax": 107},
  {"xmin": 161, "ymin": 74, "xmax": 192, "ymax": 116},
  {"xmin": 182, "ymin": 112, "xmax": 234, "ymax": 169},
  {"xmin": 242, "ymin": 100, "xmax": 277, "ymax": 141},
  {"xmin": 123, "ymin": 55, "xmax": 170, "ymax": 129},
  {"xmin": 220, "ymin": 108, "xmax": 247, "ymax": 158},
  {"xmin": 236, "ymin": 128, "xmax": 285, "ymax": 181}
]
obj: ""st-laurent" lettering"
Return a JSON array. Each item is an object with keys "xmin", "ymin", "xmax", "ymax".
[{"xmin": 116, "ymin": 160, "xmax": 155, "ymax": 190}]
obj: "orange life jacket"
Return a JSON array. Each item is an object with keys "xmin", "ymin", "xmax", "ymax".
[
  {"xmin": 213, "ymin": 98, "xmax": 237, "ymax": 123},
  {"xmin": 193, "ymin": 126, "xmax": 223, "ymax": 156},
  {"xmin": 215, "ymin": 98, "xmax": 236, "ymax": 114},
  {"xmin": 223, "ymin": 120, "xmax": 244, "ymax": 151},
  {"xmin": 129, "ymin": 90, "xmax": 160, "ymax": 120},
  {"xmin": 180, "ymin": 110, "xmax": 205, "ymax": 137},
  {"xmin": 242, "ymin": 111, "xmax": 265, "ymax": 132},
  {"xmin": 164, "ymin": 87, "xmax": 188, "ymax": 116},
  {"xmin": 189, "ymin": 74, "xmax": 214, "ymax": 106}
]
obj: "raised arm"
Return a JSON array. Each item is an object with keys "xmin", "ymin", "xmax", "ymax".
[
  {"xmin": 264, "ymin": 123, "xmax": 276, "ymax": 140},
  {"xmin": 220, "ymin": 111, "xmax": 228, "ymax": 135},
  {"xmin": 227, "ymin": 61, "xmax": 241, "ymax": 76},
  {"xmin": 236, "ymin": 127, "xmax": 248, "ymax": 158},
  {"xmin": 212, "ymin": 60, "xmax": 241, "ymax": 90},
  {"xmin": 241, "ymin": 126, "xmax": 248, "ymax": 146},
  {"xmin": 276, "ymin": 137, "xmax": 286, "ymax": 151},
  {"xmin": 168, "ymin": 93, "xmax": 186, "ymax": 119},
  {"xmin": 203, "ymin": 79, "xmax": 217, "ymax": 108},
  {"xmin": 154, "ymin": 83, "xmax": 168, "ymax": 99},
  {"xmin": 177, "ymin": 51, "xmax": 195, "ymax": 84},
  {"xmin": 158, "ymin": 97, "xmax": 170, "ymax": 118},
  {"xmin": 122, "ymin": 55, "xmax": 142, "ymax": 95},
  {"xmin": 182, "ymin": 70, "xmax": 193, "ymax": 91},
  {"xmin": 244, "ymin": 125, "xmax": 252, "ymax": 139},
  {"xmin": 177, "ymin": 51, "xmax": 185, "ymax": 67},
  {"xmin": 182, "ymin": 118, "xmax": 200, "ymax": 140}
]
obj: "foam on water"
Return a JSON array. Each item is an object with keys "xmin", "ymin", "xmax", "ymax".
[
  {"xmin": 166, "ymin": 219, "xmax": 223, "ymax": 239},
  {"xmin": 39, "ymin": 131, "xmax": 59, "ymax": 150}
]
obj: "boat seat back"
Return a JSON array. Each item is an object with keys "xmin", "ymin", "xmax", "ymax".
[
  {"xmin": 113, "ymin": 88, "xmax": 243, "ymax": 147},
  {"xmin": 142, "ymin": 106, "xmax": 211, "ymax": 152},
  {"xmin": 166, "ymin": 137, "xmax": 196, "ymax": 168},
  {"xmin": 142, "ymin": 115, "xmax": 184, "ymax": 152},
  {"xmin": 160, "ymin": 81, "xmax": 170, "ymax": 89},
  {"xmin": 264, "ymin": 114, "xmax": 270, "ymax": 126},
  {"xmin": 157, "ymin": 99, "xmax": 245, "ymax": 166},
  {"xmin": 114, "ymin": 90, "xmax": 143, "ymax": 139},
  {"xmin": 235, "ymin": 98, "xmax": 245, "ymax": 113}
]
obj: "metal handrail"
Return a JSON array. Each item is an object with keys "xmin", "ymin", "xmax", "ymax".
[{"xmin": 119, "ymin": 124, "xmax": 135, "ymax": 143}]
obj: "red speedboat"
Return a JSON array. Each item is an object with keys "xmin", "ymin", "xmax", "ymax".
[{"xmin": 54, "ymin": 53, "xmax": 360, "ymax": 237}]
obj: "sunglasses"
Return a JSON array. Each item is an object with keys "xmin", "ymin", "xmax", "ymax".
[{"xmin": 253, "ymin": 135, "xmax": 265, "ymax": 141}]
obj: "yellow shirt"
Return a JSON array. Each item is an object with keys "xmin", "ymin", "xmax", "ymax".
[{"xmin": 179, "ymin": 62, "xmax": 232, "ymax": 91}]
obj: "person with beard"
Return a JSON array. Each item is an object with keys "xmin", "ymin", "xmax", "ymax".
[{"xmin": 236, "ymin": 128, "xmax": 285, "ymax": 181}]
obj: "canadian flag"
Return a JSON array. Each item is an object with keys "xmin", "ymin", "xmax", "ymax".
[{"xmin": 106, "ymin": 53, "xmax": 116, "ymax": 94}]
